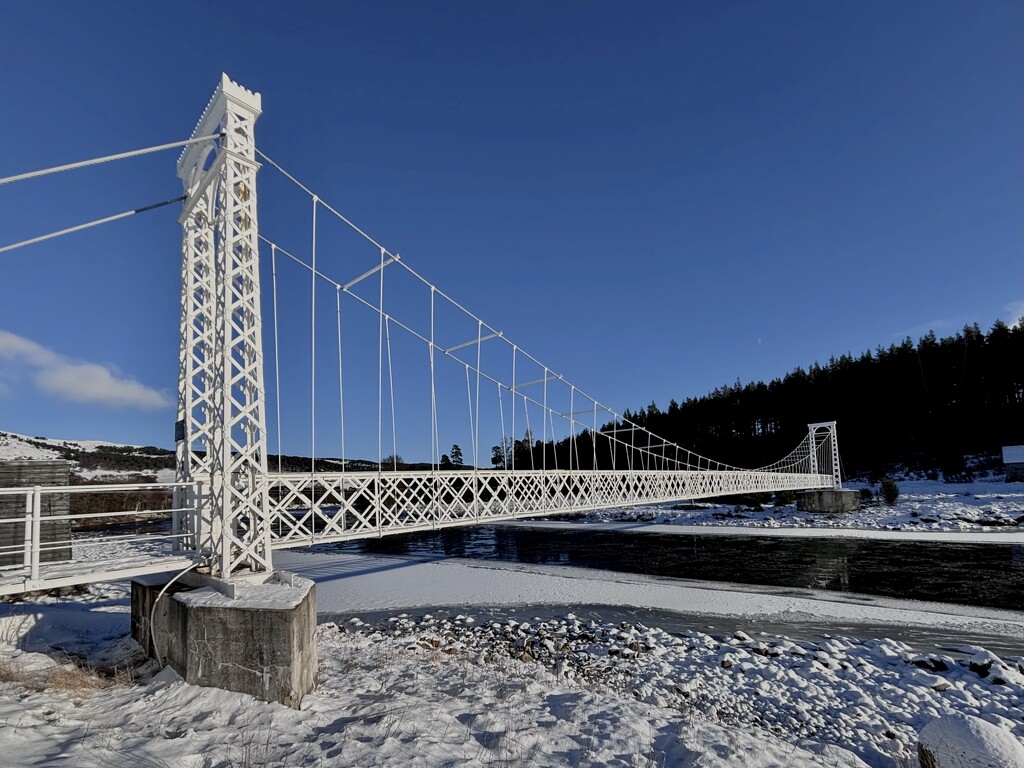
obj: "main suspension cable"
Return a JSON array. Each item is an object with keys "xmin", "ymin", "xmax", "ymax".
[
  {"xmin": 252, "ymin": 153, "xmax": 739, "ymax": 471},
  {"xmin": 257, "ymin": 211, "xmax": 813, "ymax": 476}
]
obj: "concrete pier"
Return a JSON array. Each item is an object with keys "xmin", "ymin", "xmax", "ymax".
[
  {"xmin": 131, "ymin": 571, "xmax": 316, "ymax": 707},
  {"xmin": 797, "ymin": 489, "xmax": 860, "ymax": 514}
]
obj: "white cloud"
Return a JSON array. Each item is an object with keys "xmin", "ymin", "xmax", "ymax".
[
  {"xmin": 0, "ymin": 329, "xmax": 171, "ymax": 410},
  {"xmin": 0, "ymin": 330, "xmax": 59, "ymax": 367},
  {"xmin": 36, "ymin": 362, "xmax": 170, "ymax": 409}
]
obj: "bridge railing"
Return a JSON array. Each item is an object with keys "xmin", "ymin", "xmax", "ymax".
[
  {"xmin": 0, "ymin": 481, "xmax": 199, "ymax": 596},
  {"xmin": 266, "ymin": 469, "xmax": 834, "ymax": 548}
]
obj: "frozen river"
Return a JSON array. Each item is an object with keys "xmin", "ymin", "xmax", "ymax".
[{"xmin": 316, "ymin": 522, "xmax": 1024, "ymax": 611}]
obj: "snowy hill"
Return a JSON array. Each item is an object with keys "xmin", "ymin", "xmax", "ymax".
[
  {"xmin": 0, "ymin": 431, "xmax": 176, "ymax": 482},
  {"xmin": 0, "ymin": 431, "xmax": 382, "ymax": 481}
]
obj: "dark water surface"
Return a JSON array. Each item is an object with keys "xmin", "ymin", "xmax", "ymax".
[{"xmin": 325, "ymin": 524, "xmax": 1024, "ymax": 612}]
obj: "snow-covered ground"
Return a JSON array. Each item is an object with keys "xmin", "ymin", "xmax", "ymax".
[
  {"xmin": 0, "ymin": 431, "xmax": 176, "ymax": 482},
  {"xmin": 72, "ymin": 466, "xmax": 177, "ymax": 483},
  {"xmin": 0, "ymin": 432, "xmax": 63, "ymax": 462},
  {"xmin": 0, "ymin": 431, "xmax": 134, "ymax": 461},
  {"xmin": 1, "ymin": 552, "xmax": 1022, "ymax": 767},
  {"xmin": 0, "ymin": 592, "xmax": 866, "ymax": 767},
  {"xmin": 573, "ymin": 479, "xmax": 1024, "ymax": 533},
  {"xmin": 2, "ymin": 443, "xmax": 1022, "ymax": 765},
  {"xmin": 274, "ymin": 551, "xmax": 1024, "ymax": 644}
]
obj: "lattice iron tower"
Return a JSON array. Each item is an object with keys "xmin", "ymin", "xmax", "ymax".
[
  {"xmin": 175, "ymin": 74, "xmax": 271, "ymax": 578},
  {"xmin": 807, "ymin": 421, "xmax": 842, "ymax": 489}
]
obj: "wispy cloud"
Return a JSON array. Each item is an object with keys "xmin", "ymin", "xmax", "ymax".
[
  {"xmin": 0, "ymin": 330, "xmax": 171, "ymax": 410},
  {"xmin": 893, "ymin": 317, "xmax": 955, "ymax": 342},
  {"xmin": 0, "ymin": 331, "xmax": 59, "ymax": 367},
  {"xmin": 1003, "ymin": 299, "xmax": 1024, "ymax": 327},
  {"xmin": 893, "ymin": 300, "xmax": 1024, "ymax": 342}
]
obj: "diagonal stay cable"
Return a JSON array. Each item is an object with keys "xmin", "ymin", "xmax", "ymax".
[
  {"xmin": 0, "ymin": 195, "xmax": 186, "ymax": 255},
  {"xmin": 0, "ymin": 134, "xmax": 222, "ymax": 186}
]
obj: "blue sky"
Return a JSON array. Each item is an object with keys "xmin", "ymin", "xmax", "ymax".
[{"xmin": 1, "ymin": 1, "xmax": 1021, "ymax": 460}]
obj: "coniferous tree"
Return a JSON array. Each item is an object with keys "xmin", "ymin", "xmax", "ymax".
[
  {"xmin": 528, "ymin": 322, "xmax": 1024, "ymax": 476},
  {"xmin": 449, "ymin": 444, "xmax": 464, "ymax": 467}
]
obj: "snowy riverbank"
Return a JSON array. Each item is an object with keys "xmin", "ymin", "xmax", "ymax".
[
  {"xmin": 0, "ymin": 476, "xmax": 1021, "ymax": 764},
  {"xmin": 567, "ymin": 479, "xmax": 1024, "ymax": 533},
  {"xmin": 1, "ymin": 551, "xmax": 1022, "ymax": 766},
  {"xmin": 274, "ymin": 551, "xmax": 1024, "ymax": 646},
  {"xmin": 0, "ymin": 593, "xmax": 871, "ymax": 767}
]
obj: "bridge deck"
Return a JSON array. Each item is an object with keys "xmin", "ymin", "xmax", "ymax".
[
  {"xmin": 0, "ymin": 469, "xmax": 834, "ymax": 596},
  {"xmin": 267, "ymin": 468, "xmax": 834, "ymax": 549},
  {"xmin": 0, "ymin": 554, "xmax": 195, "ymax": 597}
]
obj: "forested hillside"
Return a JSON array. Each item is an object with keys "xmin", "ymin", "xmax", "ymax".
[{"xmin": 528, "ymin": 321, "xmax": 1023, "ymax": 477}]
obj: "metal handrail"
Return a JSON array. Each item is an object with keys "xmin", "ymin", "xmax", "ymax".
[{"xmin": 0, "ymin": 480, "xmax": 201, "ymax": 594}]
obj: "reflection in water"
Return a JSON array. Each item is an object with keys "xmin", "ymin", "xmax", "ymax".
[{"xmin": 328, "ymin": 526, "xmax": 1024, "ymax": 611}]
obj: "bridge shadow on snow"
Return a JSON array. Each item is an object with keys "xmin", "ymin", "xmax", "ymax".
[
  {"xmin": 280, "ymin": 552, "xmax": 449, "ymax": 586},
  {"xmin": 0, "ymin": 596, "xmax": 131, "ymax": 658}
]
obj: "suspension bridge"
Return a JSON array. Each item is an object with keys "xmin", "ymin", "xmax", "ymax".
[{"xmin": 0, "ymin": 75, "xmax": 842, "ymax": 598}]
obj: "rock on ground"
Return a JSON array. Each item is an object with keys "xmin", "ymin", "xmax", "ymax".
[{"xmin": 918, "ymin": 713, "xmax": 1024, "ymax": 768}]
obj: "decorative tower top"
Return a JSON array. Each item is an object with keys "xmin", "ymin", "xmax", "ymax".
[{"xmin": 177, "ymin": 73, "xmax": 262, "ymax": 192}]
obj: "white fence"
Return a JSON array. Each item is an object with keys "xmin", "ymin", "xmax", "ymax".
[{"xmin": 0, "ymin": 481, "xmax": 197, "ymax": 596}]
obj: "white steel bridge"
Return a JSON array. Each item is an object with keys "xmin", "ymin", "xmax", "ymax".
[{"xmin": 0, "ymin": 75, "xmax": 842, "ymax": 596}]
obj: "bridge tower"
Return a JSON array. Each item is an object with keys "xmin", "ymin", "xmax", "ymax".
[
  {"xmin": 807, "ymin": 421, "xmax": 842, "ymax": 489},
  {"xmin": 141, "ymin": 75, "xmax": 315, "ymax": 707},
  {"xmin": 174, "ymin": 75, "xmax": 272, "ymax": 578}
]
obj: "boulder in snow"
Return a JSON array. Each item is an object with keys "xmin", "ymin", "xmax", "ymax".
[{"xmin": 918, "ymin": 714, "xmax": 1024, "ymax": 768}]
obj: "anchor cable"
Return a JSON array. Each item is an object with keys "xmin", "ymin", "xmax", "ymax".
[
  {"xmin": 0, "ymin": 134, "xmax": 223, "ymax": 187},
  {"xmin": 0, "ymin": 195, "xmax": 186, "ymax": 255}
]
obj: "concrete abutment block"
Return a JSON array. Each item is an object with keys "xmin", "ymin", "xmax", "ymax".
[
  {"xmin": 131, "ymin": 571, "xmax": 316, "ymax": 708},
  {"xmin": 796, "ymin": 488, "xmax": 860, "ymax": 514}
]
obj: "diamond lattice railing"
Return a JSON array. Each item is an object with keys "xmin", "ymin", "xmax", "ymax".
[{"xmin": 265, "ymin": 468, "xmax": 834, "ymax": 548}]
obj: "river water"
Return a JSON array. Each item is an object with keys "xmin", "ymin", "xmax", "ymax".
[
  {"xmin": 324, "ymin": 523, "xmax": 1024, "ymax": 612},
  {"xmin": 312, "ymin": 523, "xmax": 1024, "ymax": 653}
]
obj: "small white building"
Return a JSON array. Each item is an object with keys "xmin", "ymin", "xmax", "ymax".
[{"xmin": 1002, "ymin": 445, "xmax": 1024, "ymax": 482}]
